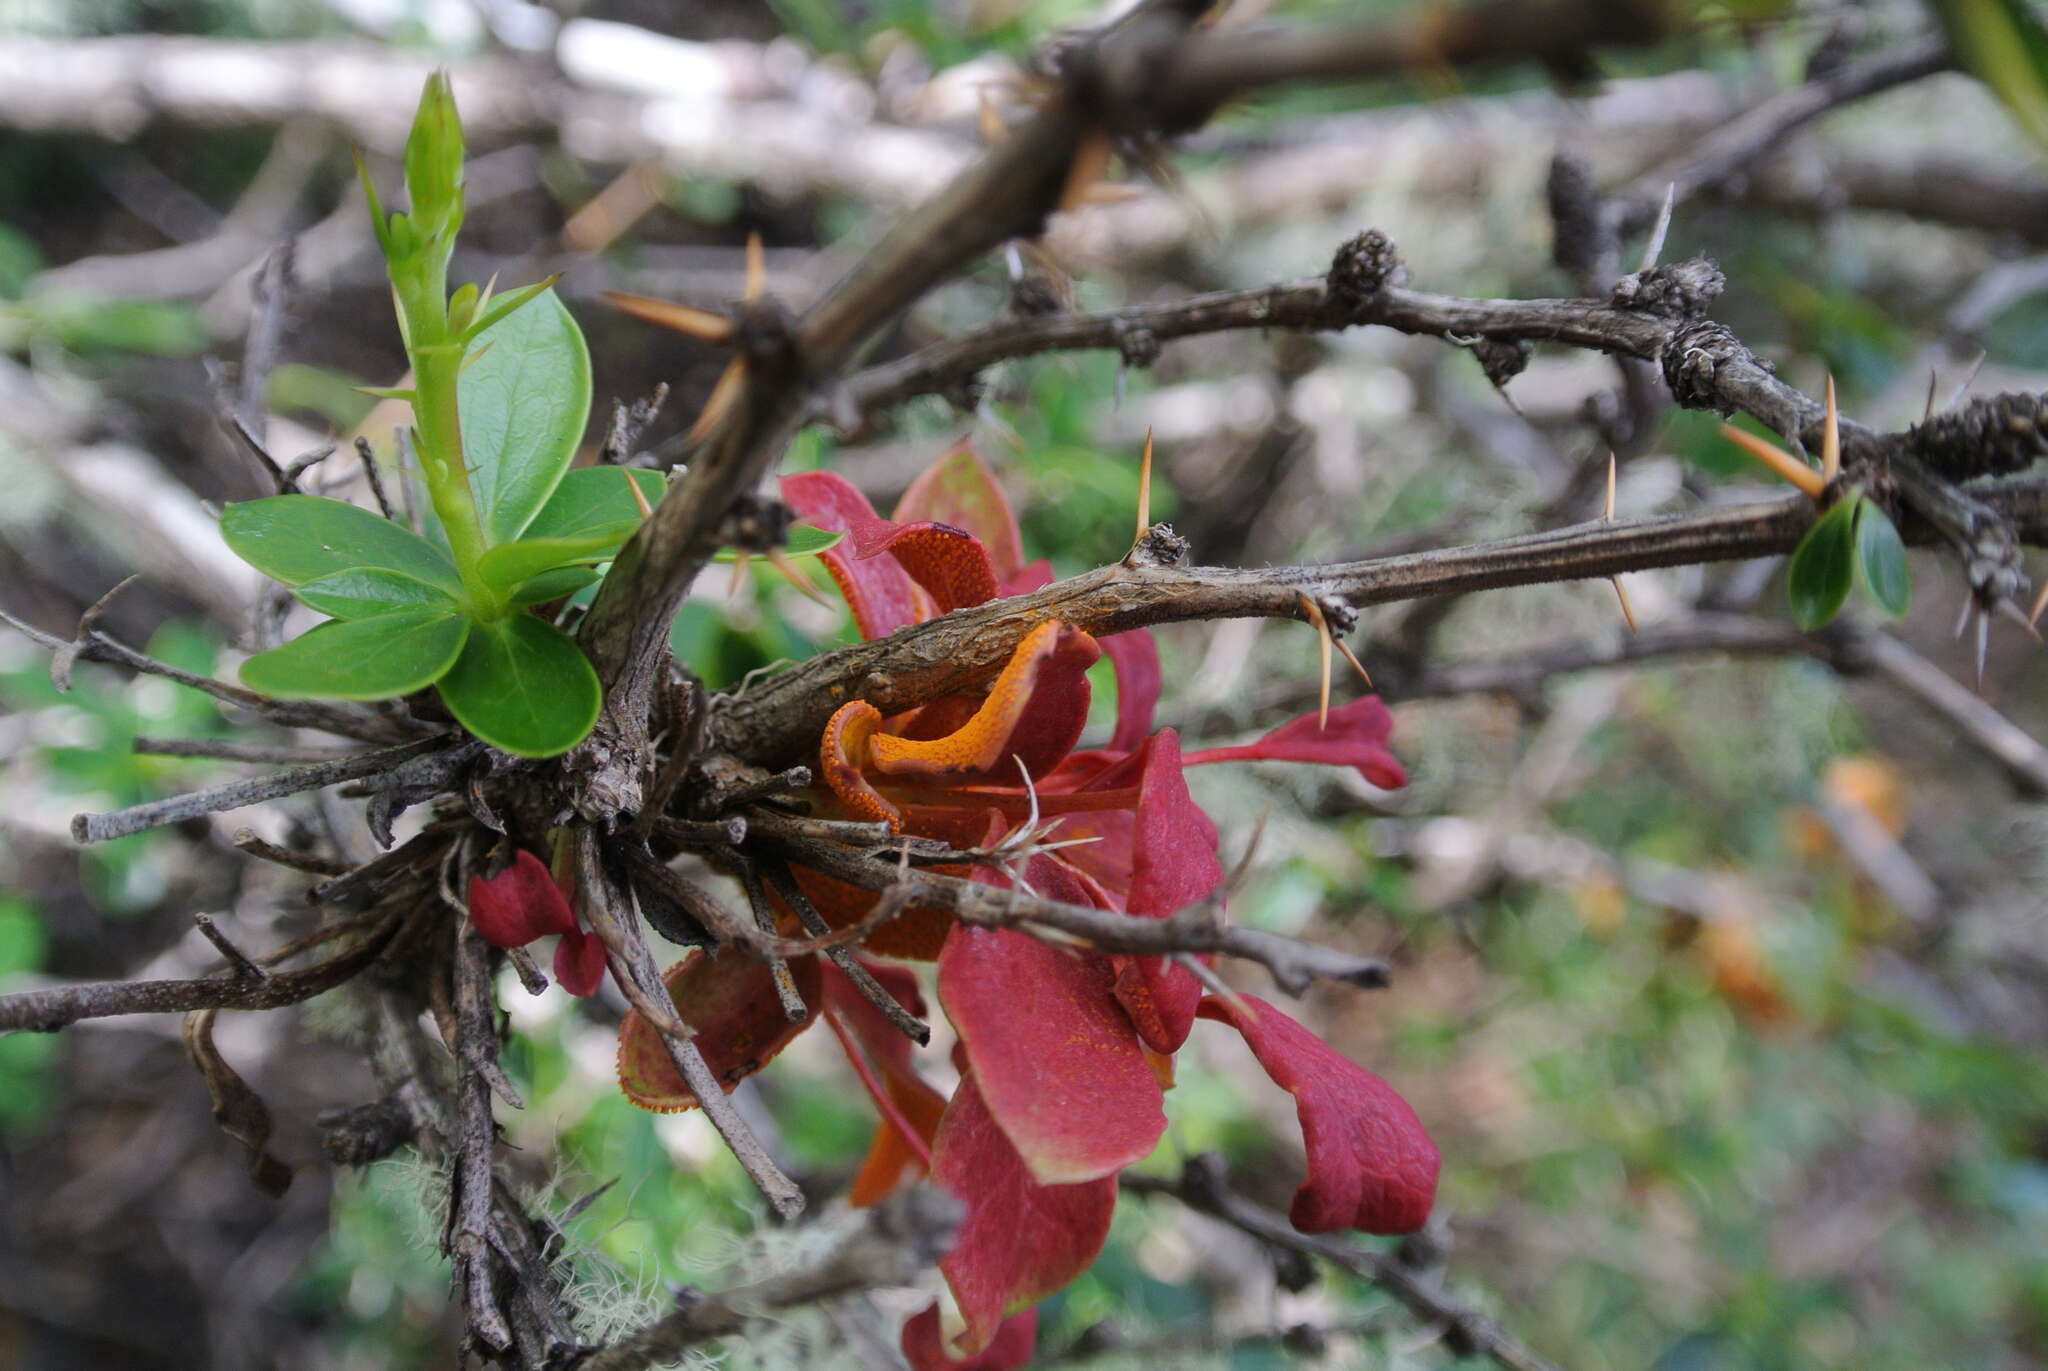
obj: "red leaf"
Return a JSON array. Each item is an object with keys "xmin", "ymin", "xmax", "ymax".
[
  {"xmin": 822, "ymin": 961, "xmax": 950, "ymax": 1204},
  {"xmin": 894, "ymin": 441, "xmax": 1027, "ymax": 585},
  {"xmin": 866, "ymin": 522, "xmax": 1000, "ymax": 616},
  {"xmin": 868, "ymin": 621, "xmax": 1100, "ymax": 787},
  {"xmin": 780, "ymin": 471, "xmax": 926, "ymax": 639},
  {"xmin": 1183, "ymin": 696, "xmax": 1408, "ymax": 790},
  {"xmin": 932, "ymin": 1072, "xmax": 1116, "ymax": 1354},
  {"xmin": 553, "ymin": 926, "xmax": 609, "ymax": 997},
  {"xmin": 939, "ymin": 911, "xmax": 1164, "ymax": 1185},
  {"xmin": 821, "ymin": 701, "xmax": 901, "ymax": 828},
  {"xmin": 1099, "ymin": 629, "xmax": 1161, "ymax": 755},
  {"xmin": 467, "ymin": 849, "xmax": 577, "ymax": 948},
  {"xmin": 1109, "ymin": 730, "xmax": 1220, "ymax": 1052},
  {"xmin": 901, "ymin": 1302, "xmax": 1037, "ymax": 1371},
  {"xmin": 618, "ymin": 952, "xmax": 822, "ymax": 1112},
  {"xmin": 1196, "ymin": 994, "xmax": 1438, "ymax": 1234}
]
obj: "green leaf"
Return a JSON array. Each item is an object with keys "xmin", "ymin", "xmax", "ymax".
[
  {"xmin": 521, "ymin": 466, "xmax": 667, "ymax": 541},
  {"xmin": 239, "ymin": 608, "xmax": 470, "ymax": 701},
  {"xmin": 221, "ymin": 495, "xmax": 465, "ymax": 597},
  {"xmin": 1853, "ymin": 502, "xmax": 1912, "ymax": 618},
  {"xmin": 476, "ymin": 534, "xmax": 621, "ymax": 589},
  {"xmin": 474, "ymin": 468, "xmax": 667, "ymax": 589},
  {"xmin": 436, "ymin": 614, "xmax": 601, "ymax": 757},
  {"xmin": 295, "ymin": 568, "xmax": 459, "ymax": 620},
  {"xmin": 458, "ymin": 289, "xmax": 592, "ymax": 544},
  {"xmin": 1787, "ymin": 497, "xmax": 1862, "ymax": 630},
  {"xmin": 709, "ymin": 525, "xmax": 845, "ymax": 562},
  {"xmin": 1928, "ymin": 0, "xmax": 2048, "ymax": 150},
  {"xmin": 509, "ymin": 566, "xmax": 600, "ymax": 606},
  {"xmin": 462, "ymin": 276, "xmax": 560, "ymax": 344}
]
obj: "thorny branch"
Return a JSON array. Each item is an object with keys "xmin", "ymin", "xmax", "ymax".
[
  {"xmin": 11, "ymin": 6, "xmax": 2048, "ymax": 1368},
  {"xmin": 1127, "ymin": 1157, "xmax": 1564, "ymax": 1371},
  {"xmin": 752, "ymin": 817, "xmax": 1390, "ymax": 996}
]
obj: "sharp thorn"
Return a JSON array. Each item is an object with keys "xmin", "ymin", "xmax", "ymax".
[
  {"xmin": 1135, "ymin": 428, "xmax": 1154, "ymax": 542},
  {"xmin": 744, "ymin": 232, "xmax": 765, "ymax": 302},
  {"xmin": 1334, "ymin": 634, "xmax": 1374, "ymax": 689},
  {"xmin": 1298, "ymin": 593, "xmax": 1332, "ymax": 730},
  {"xmin": 1995, "ymin": 596, "xmax": 2042, "ymax": 642},
  {"xmin": 1976, "ymin": 610, "xmax": 1990, "ymax": 690},
  {"xmin": 1604, "ymin": 451, "xmax": 1618, "ymax": 522},
  {"xmin": 1821, "ymin": 375, "xmax": 1840, "ymax": 486},
  {"xmin": 623, "ymin": 466, "xmax": 653, "ymax": 519},
  {"xmin": 768, "ymin": 548, "xmax": 834, "ymax": 609},
  {"xmin": 1611, "ymin": 577, "xmax": 1639, "ymax": 634}
]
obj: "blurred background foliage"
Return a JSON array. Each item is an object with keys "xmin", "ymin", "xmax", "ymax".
[{"xmin": 3, "ymin": 0, "xmax": 2048, "ymax": 1368}]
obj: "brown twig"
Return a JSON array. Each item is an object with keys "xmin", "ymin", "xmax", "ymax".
[
  {"xmin": 571, "ymin": 827, "xmax": 805, "ymax": 1219},
  {"xmin": 72, "ymin": 734, "xmax": 452, "ymax": 843},
  {"xmin": 753, "ymin": 818, "xmax": 1388, "ymax": 996},
  {"xmin": 1128, "ymin": 1157, "xmax": 1564, "ymax": 1371}
]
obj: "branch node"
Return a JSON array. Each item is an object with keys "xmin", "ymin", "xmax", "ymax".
[
  {"xmin": 1610, "ymin": 256, "xmax": 1726, "ymax": 320},
  {"xmin": 1325, "ymin": 229, "xmax": 1403, "ymax": 313}
]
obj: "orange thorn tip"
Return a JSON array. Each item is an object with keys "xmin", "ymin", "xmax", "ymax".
[
  {"xmin": 604, "ymin": 292, "xmax": 734, "ymax": 344},
  {"xmin": 1056, "ymin": 130, "xmax": 1114, "ymax": 216},
  {"xmin": 1604, "ymin": 451, "xmax": 1618, "ymax": 522},
  {"xmin": 1334, "ymin": 635, "xmax": 1374, "ymax": 689},
  {"xmin": 623, "ymin": 467, "xmax": 654, "ymax": 519},
  {"xmin": 687, "ymin": 358, "xmax": 748, "ymax": 444},
  {"xmin": 727, "ymin": 550, "xmax": 751, "ymax": 604},
  {"xmin": 1610, "ymin": 577, "xmax": 1638, "ymax": 635},
  {"xmin": 1136, "ymin": 428, "xmax": 1155, "ymax": 541},
  {"xmin": 768, "ymin": 548, "xmax": 834, "ymax": 609},
  {"xmin": 1822, "ymin": 375, "xmax": 1841, "ymax": 485},
  {"xmin": 1719, "ymin": 423, "xmax": 1826, "ymax": 501},
  {"xmin": 1297, "ymin": 593, "xmax": 1332, "ymax": 731},
  {"xmin": 744, "ymin": 233, "xmax": 765, "ymax": 302}
]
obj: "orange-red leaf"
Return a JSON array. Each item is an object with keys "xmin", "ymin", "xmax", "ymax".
[
  {"xmin": 894, "ymin": 441, "xmax": 1026, "ymax": 585},
  {"xmin": 932, "ymin": 1072, "xmax": 1116, "ymax": 1355},
  {"xmin": 868, "ymin": 621, "xmax": 1099, "ymax": 787},
  {"xmin": 618, "ymin": 951, "xmax": 822, "ymax": 1112},
  {"xmin": 781, "ymin": 471, "xmax": 926, "ymax": 639},
  {"xmin": 1109, "ymin": 730, "xmax": 1217, "ymax": 1053},
  {"xmin": 1196, "ymin": 994, "xmax": 1438, "ymax": 1234}
]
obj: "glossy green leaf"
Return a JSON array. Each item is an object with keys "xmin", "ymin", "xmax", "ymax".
[
  {"xmin": 295, "ymin": 568, "xmax": 458, "ymax": 620},
  {"xmin": 1787, "ymin": 496, "xmax": 1861, "ymax": 631},
  {"xmin": 459, "ymin": 289, "xmax": 591, "ymax": 544},
  {"xmin": 1853, "ymin": 502, "xmax": 1912, "ymax": 619},
  {"xmin": 476, "ymin": 533, "xmax": 623, "ymax": 590},
  {"xmin": 436, "ymin": 613, "xmax": 601, "ymax": 757},
  {"xmin": 475, "ymin": 468, "xmax": 669, "ymax": 588},
  {"xmin": 221, "ymin": 495, "xmax": 464, "ymax": 597},
  {"xmin": 521, "ymin": 466, "xmax": 667, "ymax": 543},
  {"xmin": 708, "ymin": 525, "xmax": 845, "ymax": 562},
  {"xmin": 239, "ymin": 608, "xmax": 470, "ymax": 701},
  {"xmin": 509, "ymin": 566, "xmax": 600, "ymax": 606}
]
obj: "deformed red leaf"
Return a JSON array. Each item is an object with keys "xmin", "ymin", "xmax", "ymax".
[
  {"xmin": 618, "ymin": 951, "xmax": 823, "ymax": 1112},
  {"xmin": 867, "ymin": 522, "xmax": 1000, "ymax": 615},
  {"xmin": 932, "ymin": 1072, "xmax": 1116, "ymax": 1355},
  {"xmin": 901, "ymin": 1302, "xmax": 1037, "ymax": 1371},
  {"xmin": 894, "ymin": 441, "xmax": 1027, "ymax": 585},
  {"xmin": 1196, "ymin": 994, "xmax": 1438, "ymax": 1234},
  {"xmin": 868, "ymin": 621, "xmax": 1100, "ymax": 787},
  {"xmin": 939, "ymin": 906, "xmax": 1164, "ymax": 1185},
  {"xmin": 468, "ymin": 848, "xmax": 577, "ymax": 948},
  {"xmin": 1184, "ymin": 696, "xmax": 1408, "ymax": 790}
]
